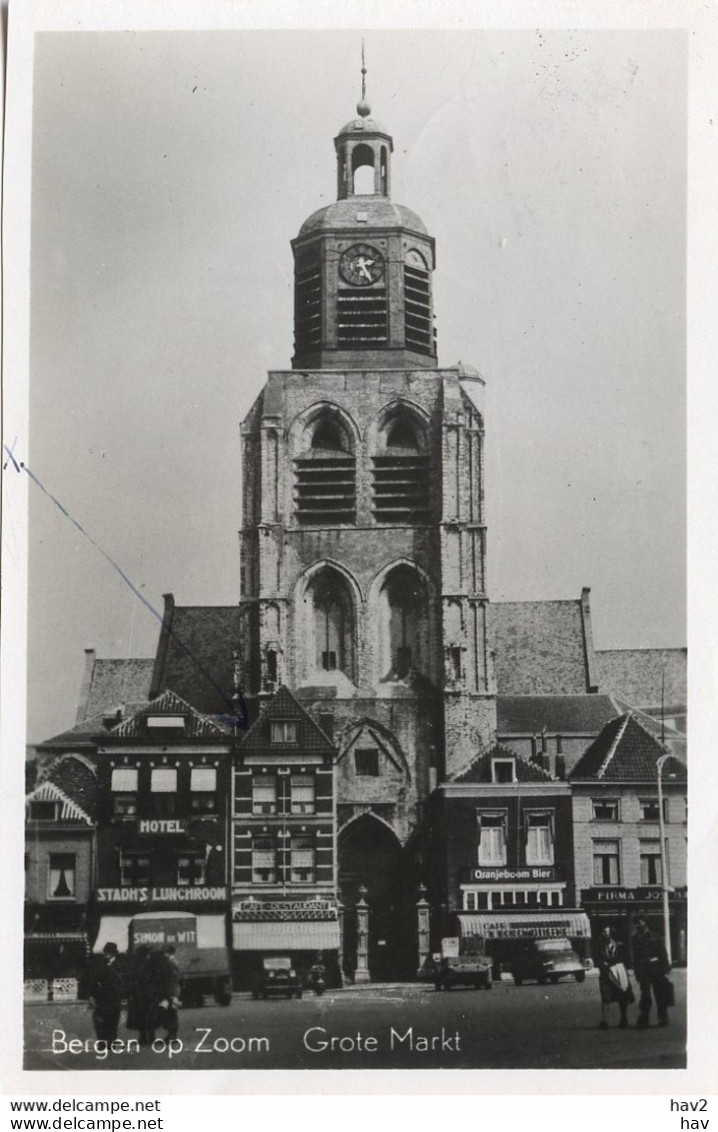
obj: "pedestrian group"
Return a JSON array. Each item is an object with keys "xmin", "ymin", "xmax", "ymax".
[
  {"xmin": 89, "ymin": 941, "xmax": 181, "ymax": 1046},
  {"xmin": 595, "ymin": 918, "xmax": 673, "ymax": 1030}
]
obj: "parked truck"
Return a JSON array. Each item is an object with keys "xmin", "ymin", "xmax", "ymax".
[{"xmin": 128, "ymin": 911, "xmax": 232, "ymax": 1007}]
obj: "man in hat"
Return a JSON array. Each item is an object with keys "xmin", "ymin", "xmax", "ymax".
[
  {"xmin": 632, "ymin": 917, "xmax": 671, "ymax": 1028},
  {"xmin": 88, "ymin": 942, "xmax": 125, "ymax": 1043}
]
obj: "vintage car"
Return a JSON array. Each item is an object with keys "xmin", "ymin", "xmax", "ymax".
[
  {"xmin": 509, "ymin": 937, "xmax": 587, "ymax": 986},
  {"xmin": 434, "ymin": 953, "xmax": 493, "ymax": 991},
  {"xmin": 252, "ymin": 956, "xmax": 303, "ymax": 1000}
]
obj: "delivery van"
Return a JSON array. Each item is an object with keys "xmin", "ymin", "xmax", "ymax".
[{"xmin": 128, "ymin": 911, "xmax": 232, "ymax": 1006}]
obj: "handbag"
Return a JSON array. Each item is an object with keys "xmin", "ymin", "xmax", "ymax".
[
  {"xmin": 659, "ymin": 975, "xmax": 675, "ymax": 1007},
  {"xmin": 607, "ymin": 962, "xmax": 629, "ymax": 993}
]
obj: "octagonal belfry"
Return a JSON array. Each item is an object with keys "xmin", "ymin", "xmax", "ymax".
[{"xmin": 291, "ymin": 100, "xmax": 437, "ymax": 370}]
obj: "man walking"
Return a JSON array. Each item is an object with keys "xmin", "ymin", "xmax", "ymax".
[
  {"xmin": 632, "ymin": 917, "xmax": 671, "ymax": 1028},
  {"xmin": 88, "ymin": 942, "xmax": 125, "ymax": 1043}
]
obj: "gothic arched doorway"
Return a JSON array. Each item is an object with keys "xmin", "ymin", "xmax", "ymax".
[{"xmin": 338, "ymin": 814, "xmax": 414, "ymax": 982}]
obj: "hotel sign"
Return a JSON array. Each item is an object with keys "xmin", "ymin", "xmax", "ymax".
[
  {"xmin": 461, "ymin": 866, "xmax": 558, "ymax": 883},
  {"xmin": 137, "ymin": 819, "xmax": 187, "ymax": 834}
]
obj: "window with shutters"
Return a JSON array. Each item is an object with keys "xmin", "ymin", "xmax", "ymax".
[
  {"xmin": 252, "ymin": 837, "xmax": 277, "ymax": 884},
  {"xmin": 252, "ymin": 775, "xmax": 278, "ymax": 815},
  {"xmin": 150, "ymin": 767, "xmax": 177, "ymax": 817},
  {"xmin": 404, "ymin": 253, "xmax": 434, "ymax": 356},
  {"xmin": 290, "ymin": 775, "xmax": 315, "ymax": 815},
  {"xmin": 294, "ymin": 251, "xmax": 322, "ymax": 355},
  {"xmin": 525, "ymin": 812, "xmax": 554, "ymax": 866},
  {"xmin": 295, "ymin": 415, "xmax": 355, "ymax": 525},
  {"xmin": 190, "ymin": 766, "xmax": 217, "ymax": 814},
  {"xmin": 372, "ymin": 415, "xmax": 430, "ymax": 524},
  {"xmin": 593, "ymin": 840, "xmax": 620, "ymax": 885},
  {"xmin": 478, "ymin": 812, "xmax": 507, "ymax": 866},
  {"xmin": 290, "ymin": 835, "xmax": 315, "ymax": 884}
]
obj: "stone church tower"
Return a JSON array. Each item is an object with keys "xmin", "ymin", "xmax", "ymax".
[{"xmin": 238, "ymin": 91, "xmax": 496, "ymax": 977}]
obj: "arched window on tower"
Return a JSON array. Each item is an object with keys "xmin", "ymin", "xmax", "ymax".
[
  {"xmin": 372, "ymin": 413, "xmax": 430, "ymax": 523},
  {"xmin": 404, "ymin": 249, "xmax": 434, "ymax": 357},
  {"xmin": 295, "ymin": 413, "xmax": 356, "ymax": 524},
  {"xmin": 304, "ymin": 568, "xmax": 356, "ymax": 683},
  {"xmin": 351, "ymin": 143, "xmax": 375, "ymax": 195},
  {"xmin": 377, "ymin": 566, "xmax": 429, "ymax": 683}
]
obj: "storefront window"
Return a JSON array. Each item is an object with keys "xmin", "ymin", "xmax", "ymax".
[
  {"xmin": 525, "ymin": 811, "xmax": 554, "ymax": 865},
  {"xmin": 478, "ymin": 812, "xmax": 507, "ymax": 865},
  {"xmin": 48, "ymin": 854, "xmax": 75, "ymax": 900},
  {"xmin": 592, "ymin": 840, "xmax": 620, "ymax": 885}
]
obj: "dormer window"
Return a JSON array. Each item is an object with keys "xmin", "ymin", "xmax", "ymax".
[
  {"xmin": 271, "ymin": 720, "xmax": 298, "ymax": 745},
  {"xmin": 491, "ymin": 758, "xmax": 516, "ymax": 784},
  {"xmin": 146, "ymin": 714, "xmax": 186, "ymax": 732}
]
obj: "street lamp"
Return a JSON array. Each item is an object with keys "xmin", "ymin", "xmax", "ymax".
[{"xmin": 656, "ymin": 752, "xmax": 674, "ymax": 965}]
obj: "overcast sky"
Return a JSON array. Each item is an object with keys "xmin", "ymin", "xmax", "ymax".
[{"xmin": 25, "ymin": 27, "xmax": 686, "ymax": 743}]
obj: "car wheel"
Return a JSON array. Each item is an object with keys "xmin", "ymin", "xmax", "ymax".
[
  {"xmin": 575, "ymin": 971, "xmax": 586, "ymax": 984},
  {"xmin": 296, "ymin": 989, "xmax": 303, "ymax": 999},
  {"xmin": 549, "ymin": 975, "xmax": 559, "ymax": 985},
  {"xmin": 512, "ymin": 974, "xmax": 523, "ymax": 986},
  {"xmin": 484, "ymin": 976, "xmax": 493, "ymax": 990},
  {"xmin": 252, "ymin": 989, "xmax": 259, "ymax": 1000},
  {"xmin": 537, "ymin": 975, "xmax": 548, "ymax": 985}
]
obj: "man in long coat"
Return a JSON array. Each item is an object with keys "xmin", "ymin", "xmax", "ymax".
[
  {"xmin": 632, "ymin": 917, "xmax": 671, "ymax": 1028},
  {"xmin": 88, "ymin": 942, "xmax": 125, "ymax": 1043}
]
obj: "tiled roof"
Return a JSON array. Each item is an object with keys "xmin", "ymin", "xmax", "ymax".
[
  {"xmin": 497, "ymin": 694, "xmax": 621, "ymax": 734},
  {"xmin": 37, "ymin": 712, "xmax": 110, "ymax": 750},
  {"xmin": 110, "ymin": 690, "xmax": 231, "ymax": 739},
  {"xmin": 151, "ymin": 604, "xmax": 244, "ymax": 718},
  {"xmin": 241, "ymin": 685, "xmax": 335, "ymax": 753},
  {"xmin": 26, "ymin": 779, "xmax": 93, "ymax": 825},
  {"xmin": 595, "ymin": 648, "xmax": 686, "ymax": 709},
  {"xmin": 569, "ymin": 713, "xmax": 687, "ymax": 782},
  {"xmin": 490, "ymin": 599, "xmax": 591, "ymax": 695},
  {"xmin": 83, "ymin": 658, "xmax": 154, "ymax": 720},
  {"xmin": 452, "ymin": 745, "xmax": 556, "ymax": 784}
]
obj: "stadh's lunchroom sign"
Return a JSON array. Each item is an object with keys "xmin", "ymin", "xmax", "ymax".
[{"xmin": 96, "ymin": 886, "xmax": 227, "ymax": 903}]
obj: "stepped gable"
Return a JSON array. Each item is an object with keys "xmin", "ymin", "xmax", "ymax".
[
  {"xmin": 452, "ymin": 744, "xmax": 556, "ymax": 784},
  {"xmin": 570, "ymin": 712, "xmax": 687, "ymax": 782},
  {"xmin": 240, "ymin": 685, "xmax": 334, "ymax": 753}
]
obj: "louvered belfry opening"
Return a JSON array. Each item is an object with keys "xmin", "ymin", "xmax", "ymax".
[
  {"xmin": 295, "ymin": 416, "xmax": 356, "ymax": 525},
  {"xmin": 336, "ymin": 286, "xmax": 389, "ymax": 347},
  {"xmin": 294, "ymin": 252, "xmax": 322, "ymax": 355},
  {"xmin": 373, "ymin": 416, "xmax": 430, "ymax": 524},
  {"xmin": 404, "ymin": 263, "xmax": 433, "ymax": 356}
]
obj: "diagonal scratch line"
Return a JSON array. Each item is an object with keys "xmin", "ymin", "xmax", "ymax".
[{"xmin": 6, "ymin": 446, "xmax": 247, "ymax": 729}]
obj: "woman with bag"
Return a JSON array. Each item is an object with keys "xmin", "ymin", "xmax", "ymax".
[{"xmin": 596, "ymin": 926, "xmax": 634, "ymax": 1029}]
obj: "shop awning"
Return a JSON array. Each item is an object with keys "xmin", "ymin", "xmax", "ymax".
[
  {"xmin": 458, "ymin": 910, "xmax": 592, "ymax": 941},
  {"xmin": 93, "ymin": 916, "xmax": 132, "ymax": 953},
  {"xmin": 232, "ymin": 920, "xmax": 340, "ymax": 951}
]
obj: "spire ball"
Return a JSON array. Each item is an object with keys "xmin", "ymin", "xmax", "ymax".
[{"xmin": 356, "ymin": 98, "xmax": 371, "ymax": 118}]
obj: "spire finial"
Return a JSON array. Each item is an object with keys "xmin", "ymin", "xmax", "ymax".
[{"xmin": 357, "ymin": 39, "xmax": 371, "ymax": 117}]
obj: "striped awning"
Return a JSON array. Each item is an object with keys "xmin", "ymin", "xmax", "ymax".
[
  {"xmin": 458, "ymin": 910, "xmax": 591, "ymax": 941},
  {"xmin": 232, "ymin": 920, "xmax": 340, "ymax": 951}
]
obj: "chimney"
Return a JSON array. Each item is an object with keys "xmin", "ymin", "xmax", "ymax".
[
  {"xmin": 555, "ymin": 754, "xmax": 567, "ymax": 780},
  {"xmin": 75, "ymin": 648, "xmax": 96, "ymax": 724}
]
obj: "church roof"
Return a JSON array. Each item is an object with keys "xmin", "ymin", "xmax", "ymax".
[
  {"xmin": 595, "ymin": 647, "xmax": 686, "ymax": 711},
  {"xmin": 298, "ymin": 198, "xmax": 428, "ymax": 239},
  {"xmin": 150, "ymin": 601, "xmax": 244, "ymax": 719},
  {"xmin": 491, "ymin": 598, "xmax": 594, "ymax": 695},
  {"xmin": 452, "ymin": 745, "xmax": 557, "ymax": 784},
  {"xmin": 497, "ymin": 694, "xmax": 623, "ymax": 735},
  {"xmin": 569, "ymin": 713, "xmax": 687, "ymax": 783},
  {"xmin": 241, "ymin": 685, "xmax": 335, "ymax": 754},
  {"xmin": 81, "ymin": 658, "xmax": 154, "ymax": 721}
]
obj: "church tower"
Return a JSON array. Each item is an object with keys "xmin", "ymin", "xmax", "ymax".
[{"xmin": 238, "ymin": 77, "xmax": 496, "ymax": 978}]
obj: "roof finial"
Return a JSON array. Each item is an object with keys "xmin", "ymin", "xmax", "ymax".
[{"xmin": 357, "ymin": 39, "xmax": 371, "ymax": 117}]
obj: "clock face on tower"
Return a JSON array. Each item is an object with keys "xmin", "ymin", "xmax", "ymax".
[{"xmin": 339, "ymin": 243, "xmax": 385, "ymax": 287}]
